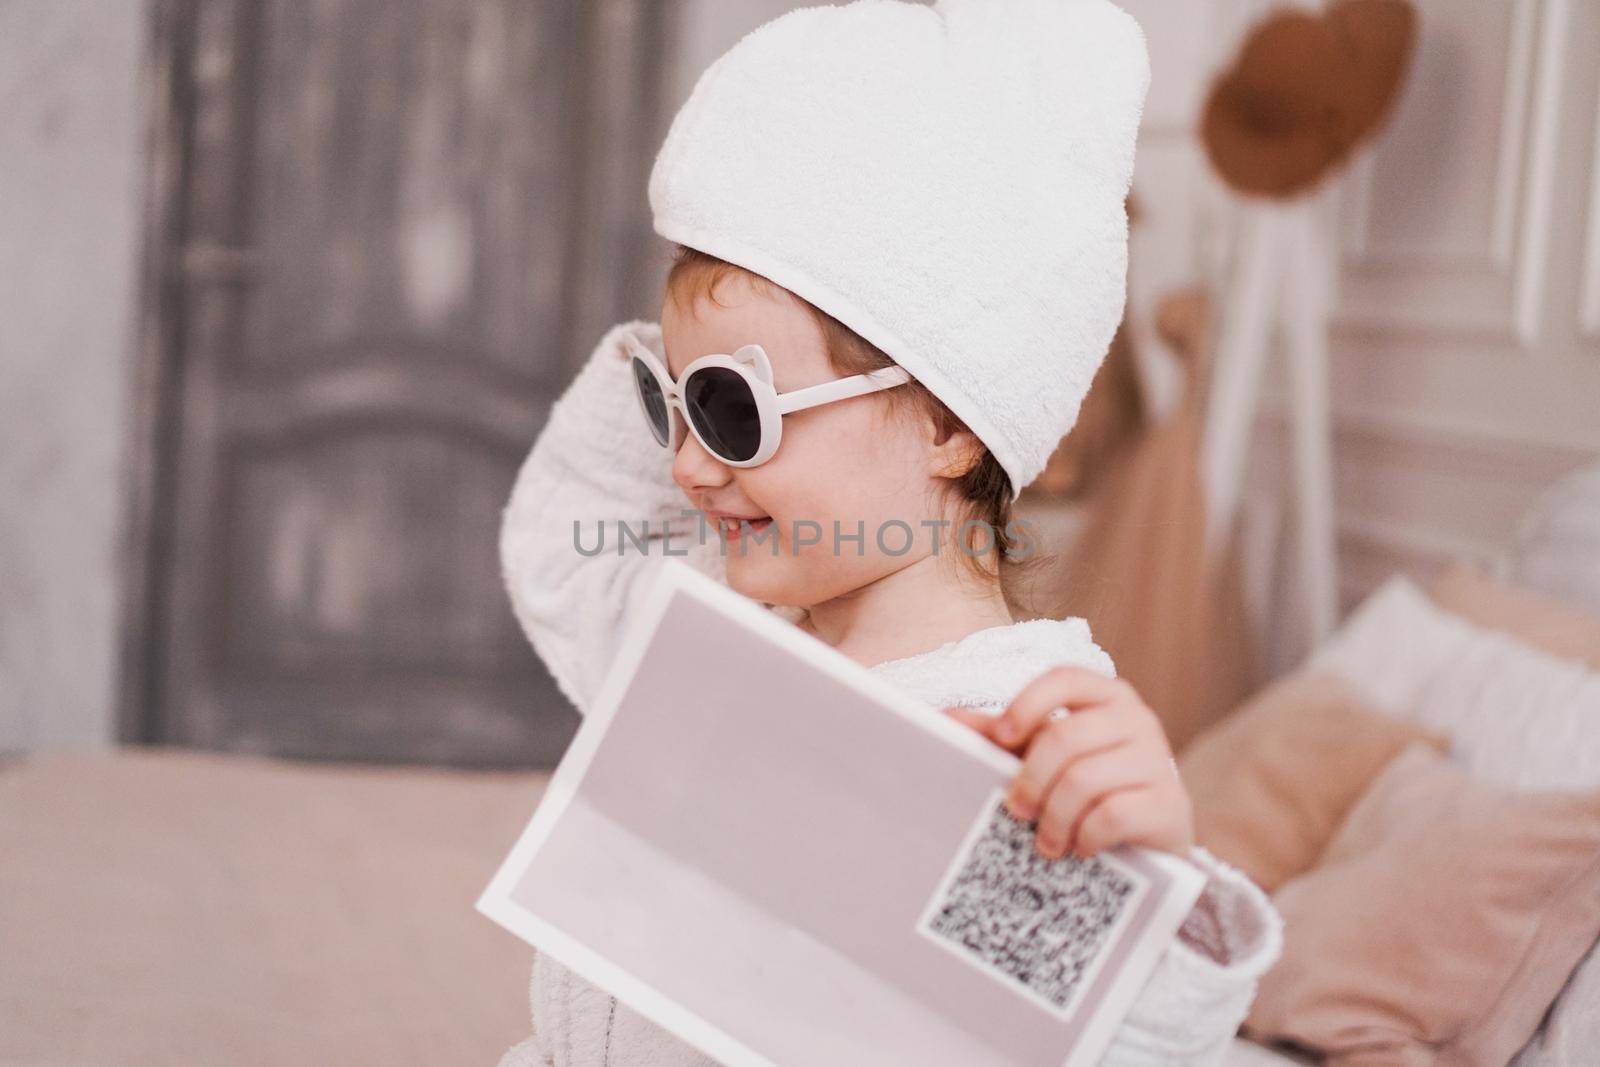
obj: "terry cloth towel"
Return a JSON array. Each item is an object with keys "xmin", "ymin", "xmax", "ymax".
[
  {"xmin": 493, "ymin": 320, "xmax": 1283, "ymax": 1067},
  {"xmin": 648, "ymin": 0, "xmax": 1151, "ymax": 500}
]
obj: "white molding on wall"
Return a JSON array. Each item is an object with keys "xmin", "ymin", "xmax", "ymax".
[
  {"xmin": 1240, "ymin": 486, "xmax": 1494, "ymax": 619},
  {"xmin": 1256, "ymin": 390, "xmax": 1597, "ymax": 471},
  {"xmin": 1582, "ymin": 77, "xmax": 1600, "ymax": 342},
  {"xmin": 1340, "ymin": 0, "xmax": 1535, "ymax": 275},
  {"xmin": 1333, "ymin": 514, "xmax": 1500, "ymax": 613},
  {"xmin": 1338, "ymin": 512, "xmax": 1498, "ymax": 575},
  {"xmin": 1250, "ymin": 397, "xmax": 1591, "ymax": 588},
  {"xmin": 1514, "ymin": 0, "xmax": 1568, "ymax": 348},
  {"xmin": 1334, "ymin": 0, "xmax": 1570, "ymax": 349},
  {"xmin": 1495, "ymin": 0, "xmax": 1541, "ymax": 271}
]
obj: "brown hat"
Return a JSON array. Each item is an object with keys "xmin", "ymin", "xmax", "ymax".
[{"xmin": 1201, "ymin": 0, "xmax": 1417, "ymax": 198}]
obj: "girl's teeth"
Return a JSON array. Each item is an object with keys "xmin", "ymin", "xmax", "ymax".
[{"xmin": 720, "ymin": 516, "xmax": 770, "ymax": 537}]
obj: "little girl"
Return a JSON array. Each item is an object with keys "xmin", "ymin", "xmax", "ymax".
[{"xmin": 497, "ymin": 1, "xmax": 1282, "ymax": 1064}]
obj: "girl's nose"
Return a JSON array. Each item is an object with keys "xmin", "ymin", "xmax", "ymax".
[{"xmin": 671, "ymin": 427, "xmax": 733, "ymax": 496}]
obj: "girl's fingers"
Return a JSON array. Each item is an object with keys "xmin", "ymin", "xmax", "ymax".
[
  {"xmin": 1072, "ymin": 784, "xmax": 1191, "ymax": 858},
  {"xmin": 942, "ymin": 706, "xmax": 1017, "ymax": 751},
  {"xmin": 991, "ymin": 666, "xmax": 1132, "ymax": 750},
  {"xmin": 941, "ymin": 705, "xmax": 997, "ymax": 737},
  {"xmin": 1004, "ymin": 705, "xmax": 1137, "ymax": 820},
  {"xmin": 1032, "ymin": 743, "xmax": 1161, "ymax": 859}
]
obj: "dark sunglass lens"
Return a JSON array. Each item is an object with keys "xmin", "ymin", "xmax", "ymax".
[
  {"xmin": 631, "ymin": 359, "xmax": 670, "ymax": 444},
  {"xmin": 684, "ymin": 367, "xmax": 761, "ymax": 462}
]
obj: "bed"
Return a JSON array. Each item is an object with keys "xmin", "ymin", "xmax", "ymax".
[
  {"xmin": 0, "ymin": 747, "xmax": 544, "ymax": 1066},
  {"xmin": 0, "ymin": 744, "xmax": 1310, "ymax": 1066},
  {"xmin": 26, "ymin": 458, "xmax": 1600, "ymax": 1067}
]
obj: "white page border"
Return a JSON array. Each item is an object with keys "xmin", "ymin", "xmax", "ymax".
[{"xmin": 477, "ymin": 557, "xmax": 1207, "ymax": 1067}]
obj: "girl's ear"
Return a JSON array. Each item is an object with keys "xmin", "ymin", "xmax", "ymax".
[{"xmin": 928, "ymin": 426, "xmax": 985, "ymax": 481}]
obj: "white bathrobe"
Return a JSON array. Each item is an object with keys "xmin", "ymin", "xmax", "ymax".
[{"xmin": 494, "ymin": 320, "xmax": 1284, "ymax": 1067}]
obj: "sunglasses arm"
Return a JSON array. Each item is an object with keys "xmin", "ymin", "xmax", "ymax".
[{"xmin": 774, "ymin": 366, "xmax": 913, "ymax": 415}]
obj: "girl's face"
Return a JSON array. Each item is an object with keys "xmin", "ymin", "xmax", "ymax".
[{"xmin": 659, "ymin": 273, "xmax": 981, "ymax": 609}]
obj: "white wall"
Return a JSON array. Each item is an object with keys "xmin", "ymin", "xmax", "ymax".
[
  {"xmin": 0, "ymin": 1, "xmax": 147, "ymax": 751},
  {"xmin": 668, "ymin": 0, "xmax": 803, "ymax": 107},
  {"xmin": 1304, "ymin": 0, "xmax": 1600, "ymax": 582},
  {"xmin": 1119, "ymin": 0, "xmax": 1600, "ymax": 673}
]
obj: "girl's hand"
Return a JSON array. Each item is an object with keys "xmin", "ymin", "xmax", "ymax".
[{"xmin": 942, "ymin": 666, "xmax": 1194, "ymax": 861}]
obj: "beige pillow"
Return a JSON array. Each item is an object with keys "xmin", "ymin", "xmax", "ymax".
[
  {"xmin": 1178, "ymin": 668, "xmax": 1446, "ymax": 892},
  {"xmin": 1429, "ymin": 562, "xmax": 1600, "ymax": 669},
  {"xmin": 1244, "ymin": 743, "xmax": 1600, "ymax": 1066}
]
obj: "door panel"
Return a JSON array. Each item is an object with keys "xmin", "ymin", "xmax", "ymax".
[{"xmin": 126, "ymin": 0, "xmax": 674, "ymax": 766}]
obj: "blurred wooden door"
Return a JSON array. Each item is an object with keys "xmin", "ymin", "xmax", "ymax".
[{"xmin": 121, "ymin": 0, "xmax": 676, "ymax": 766}]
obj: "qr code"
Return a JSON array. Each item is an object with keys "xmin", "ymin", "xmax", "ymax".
[{"xmin": 917, "ymin": 785, "xmax": 1145, "ymax": 1017}]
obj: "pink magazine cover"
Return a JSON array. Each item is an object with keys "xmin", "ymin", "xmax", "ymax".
[{"xmin": 477, "ymin": 558, "xmax": 1205, "ymax": 1067}]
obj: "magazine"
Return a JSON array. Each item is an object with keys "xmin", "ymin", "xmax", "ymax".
[{"xmin": 477, "ymin": 558, "xmax": 1206, "ymax": 1067}]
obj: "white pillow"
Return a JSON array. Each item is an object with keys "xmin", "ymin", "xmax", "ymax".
[
  {"xmin": 1309, "ymin": 577, "xmax": 1475, "ymax": 716},
  {"xmin": 1513, "ymin": 459, "xmax": 1600, "ymax": 621},
  {"xmin": 1310, "ymin": 575, "xmax": 1600, "ymax": 791},
  {"xmin": 1512, "ymin": 938, "xmax": 1600, "ymax": 1067},
  {"xmin": 1313, "ymin": 573, "xmax": 1600, "ymax": 1067}
]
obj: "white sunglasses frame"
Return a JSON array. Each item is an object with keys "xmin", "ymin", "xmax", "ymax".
[{"xmin": 620, "ymin": 328, "xmax": 913, "ymax": 468}]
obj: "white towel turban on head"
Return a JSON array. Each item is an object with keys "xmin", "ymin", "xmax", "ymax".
[{"xmin": 648, "ymin": 0, "xmax": 1150, "ymax": 499}]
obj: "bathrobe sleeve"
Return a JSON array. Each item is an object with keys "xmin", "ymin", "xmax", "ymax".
[
  {"xmin": 499, "ymin": 318, "xmax": 728, "ymax": 717},
  {"xmin": 1103, "ymin": 844, "xmax": 1286, "ymax": 1066}
]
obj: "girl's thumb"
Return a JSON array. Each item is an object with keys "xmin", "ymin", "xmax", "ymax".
[{"xmin": 941, "ymin": 704, "xmax": 986, "ymax": 729}]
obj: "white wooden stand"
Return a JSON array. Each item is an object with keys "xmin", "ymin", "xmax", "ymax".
[{"xmin": 1201, "ymin": 197, "xmax": 1339, "ymax": 645}]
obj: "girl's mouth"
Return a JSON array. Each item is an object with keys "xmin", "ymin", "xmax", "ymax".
[{"xmin": 719, "ymin": 516, "xmax": 773, "ymax": 539}]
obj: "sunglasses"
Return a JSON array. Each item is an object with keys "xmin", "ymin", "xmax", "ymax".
[{"xmin": 621, "ymin": 328, "xmax": 913, "ymax": 467}]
